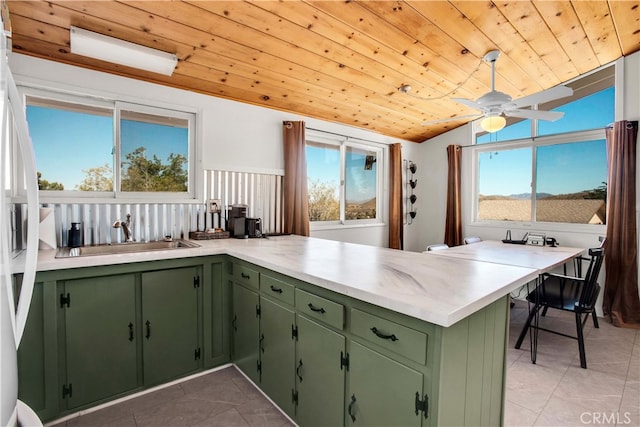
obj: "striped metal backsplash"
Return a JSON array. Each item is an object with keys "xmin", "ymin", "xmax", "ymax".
[{"xmin": 43, "ymin": 170, "xmax": 283, "ymax": 248}]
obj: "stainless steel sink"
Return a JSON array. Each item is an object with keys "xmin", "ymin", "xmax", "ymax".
[{"xmin": 55, "ymin": 239, "xmax": 200, "ymax": 258}]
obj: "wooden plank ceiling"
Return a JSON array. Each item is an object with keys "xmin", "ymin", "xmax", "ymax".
[{"xmin": 6, "ymin": 1, "xmax": 640, "ymax": 142}]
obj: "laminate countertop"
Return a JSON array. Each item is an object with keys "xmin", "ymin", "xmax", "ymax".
[{"xmin": 17, "ymin": 235, "xmax": 540, "ymax": 327}]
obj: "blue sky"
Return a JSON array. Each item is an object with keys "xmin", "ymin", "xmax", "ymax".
[{"xmin": 27, "ymin": 106, "xmax": 187, "ymax": 190}]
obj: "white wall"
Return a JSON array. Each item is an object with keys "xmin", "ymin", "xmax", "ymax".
[{"xmin": 9, "ymin": 53, "xmax": 418, "ymax": 248}]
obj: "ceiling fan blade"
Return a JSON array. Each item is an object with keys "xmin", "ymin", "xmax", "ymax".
[
  {"xmin": 451, "ymin": 97, "xmax": 484, "ymax": 110},
  {"xmin": 422, "ymin": 113, "xmax": 482, "ymax": 126},
  {"xmin": 511, "ymin": 85, "xmax": 573, "ymax": 108},
  {"xmin": 505, "ymin": 108, "xmax": 565, "ymax": 121}
]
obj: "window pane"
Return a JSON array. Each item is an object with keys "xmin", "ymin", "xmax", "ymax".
[
  {"xmin": 477, "ymin": 147, "xmax": 532, "ymax": 221},
  {"xmin": 538, "ymin": 87, "xmax": 614, "ymax": 136},
  {"xmin": 536, "ymin": 140, "xmax": 607, "ymax": 224},
  {"xmin": 345, "ymin": 146, "xmax": 377, "ymax": 220},
  {"xmin": 26, "ymin": 99, "xmax": 113, "ymax": 191},
  {"xmin": 306, "ymin": 142, "xmax": 340, "ymax": 221},
  {"xmin": 120, "ymin": 110, "xmax": 189, "ymax": 192}
]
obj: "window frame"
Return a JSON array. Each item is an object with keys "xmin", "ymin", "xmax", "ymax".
[
  {"xmin": 18, "ymin": 86, "xmax": 199, "ymax": 203},
  {"xmin": 306, "ymin": 130, "xmax": 385, "ymax": 229},
  {"xmin": 470, "ymin": 128, "xmax": 607, "ymax": 232}
]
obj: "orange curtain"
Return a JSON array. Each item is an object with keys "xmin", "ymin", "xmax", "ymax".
[
  {"xmin": 282, "ymin": 121, "xmax": 310, "ymax": 236},
  {"xmin": 603, "ymin": 120, "xmax": 640, "ymax": 328},
  {"xmin": 389, "ymin": 143, "xmax": 403, "ymax": 249},
  {"xmin": 444, "ymin": 144, "xmax": 463, "ymax": 247}
]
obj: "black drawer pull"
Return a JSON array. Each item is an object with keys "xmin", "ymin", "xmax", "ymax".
[
  {"xmin": 145, "ymin": 320, "xmax": 151, "ymax": 339},
  {"xmin": 296, "ymin": 359, "xmax": 303, "ymax": 382},
  {"xmin": 270, "ymin": 285, "xmax": 283, "ymax": 294},
  {"xmin": 241, "ymin": 272, "xmax": 251, "ymax": 279},
  {"xmin": 308, "ymin": 303, "xmax": 326, "ymax": 314},
  {"xmin": 348, "ymin": 394, "xmax": 357, "ymax": 422},
  {"xmin": 128, "ymin": 322, "xmax": 134, "ymax": 342},
  {"xmin": 371, "ymin": 326, "xmax": 398, "ymax": 342}
]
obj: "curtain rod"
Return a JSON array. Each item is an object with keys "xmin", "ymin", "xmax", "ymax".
[
  {"xmin": 305, "ymin": 126, "xmax": 386, "ymax": 146},
  {"xmin": 606, "ymin": 120, "xmax": 638, "ymax": 129}
]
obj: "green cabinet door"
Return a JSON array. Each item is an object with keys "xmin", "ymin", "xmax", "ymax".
[
  {"xmin": 62, "ymin": 274, "xmax": 138, "ymax": 409},
  {"xmin": 348, "ymin": 341, "xmax": 424, "ymax": 427},
  {"xmin": 295, "ymin": 315, "xmax": 346, "ymax": 427},
  {"xmin": 141, "ymin": 267, "xmax": 199, "ymax": 386},
  {"xmin": 232, "ymin": 284, "xmax": 260, "ymax": 384},
  {"xmin": 260, "ymin": 297, "xmax": 295, "ymax": 418}
]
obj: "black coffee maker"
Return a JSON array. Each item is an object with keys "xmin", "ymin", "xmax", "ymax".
[
  {"xmin": 227, "ymin": 204, "xmax": 248, "ymax": 238},
  {"xmin": 67, "ymin": 222, "xmax": 82, "ymax": 248}
]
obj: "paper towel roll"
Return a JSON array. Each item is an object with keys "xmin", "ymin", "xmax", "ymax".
[{"xmin": 39, "ymin": 207, "xmax": 56, "ymax": 250}]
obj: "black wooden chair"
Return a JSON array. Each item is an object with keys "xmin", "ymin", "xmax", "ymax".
[{"xmin": 514, "ymin": 246, "xmax": 605, "ymax": 369}]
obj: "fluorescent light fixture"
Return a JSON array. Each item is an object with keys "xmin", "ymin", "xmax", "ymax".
[
  {"xmin": 70, "ymin": 26, "xmax": 178, "ymax": 76},
  {"xmin": 480, "ymin": 115, "xmax": 506, "ymax": 133}
]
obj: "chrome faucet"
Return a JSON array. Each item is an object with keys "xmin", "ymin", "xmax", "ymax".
[{"xmin": 113, "ymin": 213, "xmax": 133, "ymax": 242}]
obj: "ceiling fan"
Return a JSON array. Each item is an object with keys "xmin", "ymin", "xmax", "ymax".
[{"xmin": 422, "ymin": 50, "xmax": 574, "ymax": 132}]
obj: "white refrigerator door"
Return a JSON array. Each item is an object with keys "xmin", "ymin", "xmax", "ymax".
[
  {"xmin": 0, "ymin": 12, "xmax": 18, "ymax": 424},
  {"xmin": 1, "ymin": 8, "xmax": 41, "ymax": 426}
]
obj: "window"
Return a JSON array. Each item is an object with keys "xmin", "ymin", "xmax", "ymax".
[
  {"xmin": 476, "ymin": 132, "xmax": 607, "ymax": 224},
  {"xmin": 23, "ymin": 89, "xmax": 195, "ymax": 199},
  {"xmin": 473, "ymin": 68, "xmax": 613, "ymax": 226},
  {"xmin": 306, "ymin": 132, "xmax": 382, "ymax": 225}
]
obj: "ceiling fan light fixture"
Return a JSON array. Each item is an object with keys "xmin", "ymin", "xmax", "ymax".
[
  {"xmin": 480, "ymin": 115, "xmax": 506, "ymax": 133},
  {"xmin": 70, "ymin": 26, "xmax": 178, "ymax": 76}
]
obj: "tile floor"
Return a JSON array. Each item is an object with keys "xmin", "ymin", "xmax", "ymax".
[
  {"xmin": 506, "ymin": 300, "xmax": 640, "ymax": 427},
  {"xmin": 49, "ymin": 367, "xmax": 294, "ymax": 427},
  {"xmin": 49, "ymin": 301, "xmax": 639, "ymax": 427}
]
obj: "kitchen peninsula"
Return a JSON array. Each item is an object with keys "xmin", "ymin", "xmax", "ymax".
[{"xmin": 16, "ymin": 235, "xmax": 540, "ymax": 426}]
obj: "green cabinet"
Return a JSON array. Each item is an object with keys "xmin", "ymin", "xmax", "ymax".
[
  {"xmin": 260, "ymin": 296, "xmax": 295, "ymax": 418},
  {"xmin": 141, "ymin": 267, "xmax": 200, "ymax": 386},
  {"xmin": 348, "ymin": 341, "xmax": 425, "ymax": 426},
  {"xmin": 295, "ymin": 314, "xmax": 345, "ymax": 427},
  {"xmin": 17, "ymin": 256, "xmax": 227, "ymax": 423},
  {"xmin": 19, "ymin": 253, "xmax": 510, "ymax": 426},
  {"xmin": 60, "ymin": 274, "xmax": 138, "ymax": 409},
  {"xmin": 232, "ymin": 283, "xmax": 260, "ymax": 384},
  {"xmin": 203, "ymin": 259, "xmax": 228, "ymax": 368}
]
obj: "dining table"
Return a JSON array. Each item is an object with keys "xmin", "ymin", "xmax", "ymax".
[
  {"xmin": 427, "ymin": 239, "xmax": 588, "ymax": 364},
  {"xmin": 426, "ymin": 239, "xmax": 586, "ymax": 274}
]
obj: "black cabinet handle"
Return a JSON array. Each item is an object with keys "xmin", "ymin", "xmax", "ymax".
[
  {"xmin": 296, "ymin": 359, "xmax": 303, "ymax": 382},
  {"xmin": 270, "ymin": 285, "xmax": 283, "ymax": 294},
  {"xmin": 128, "ymin": 322, "xmax": 134, "ymax": 342},
  {"xmin": 308, "ymin": 303, "xmax": 326, "ymax": 314},
  {"xmin": 145, "ymin": 320, "xmax": 151, "ymax": 339},
  {"xmin": 260, "ymin": 334, "xmax": 265, "ymax": 353},
  {"xmin": 370, "ymin": 326, "xmax": 398, "ymax": 342},
  {"xmin": 348, "ymin": 394, "xmax": 357, "ymax": 422},
  {"xmin": 241, "ymin": 272, "xmax": 250, "ymax": 279},
  {"xmin": 232, "ymin": 315, "xmax": 238, "ymax": 332}
]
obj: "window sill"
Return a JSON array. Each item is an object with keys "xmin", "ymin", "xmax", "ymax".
[{"xmin": 310, "ymin": 221, "xmax": 386, "ymax": 232}]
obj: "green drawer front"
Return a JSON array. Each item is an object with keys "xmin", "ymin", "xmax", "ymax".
[
  {"xmin": 261, "ymin": 274, "xmax": 295, "ymax": 306},
  {"xmin": 234, "ymin": 264, "xmax": 259, "ymax": 290},
  {"xmin": 295, "ymin": 289, "xmax": 344, "ymax": 330},
  {"xmin": 351, "ymin": 308, "xmax": 427, "ymax": 365}
]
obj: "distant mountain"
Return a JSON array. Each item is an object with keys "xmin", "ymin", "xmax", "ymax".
[{"xmin": 479, "ymin": 191, "xmax": 604, "ymax": 201}]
